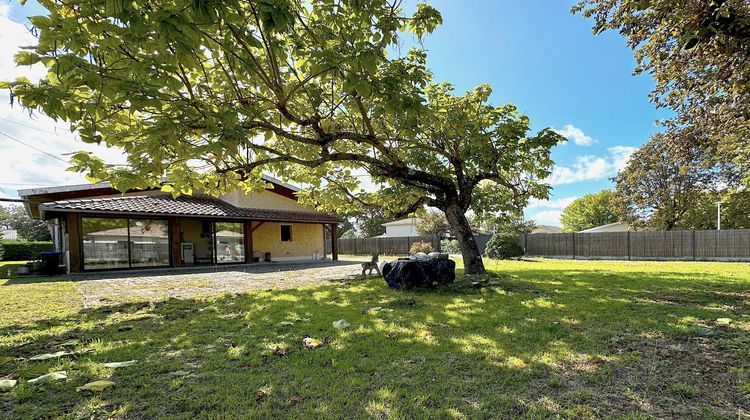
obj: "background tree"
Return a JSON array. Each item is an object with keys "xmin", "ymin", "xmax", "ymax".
[
  {"xmin": 679, "ymin": 189, "xmax": 750, "ymax": 230},
  {"xmin": 613, "ymin": 134, "xmax": 721, "ymax": 230},
  {"xmin": 560, "ymin": 189, "xmax": 618, "ymax": 232},
  {"xmin": 574, "ymin": 0, "xmax": 750, "ymax": 185},
  {"xmin": 6, "ymin": 0, "xmax": 561, "ymax": 274},
  {"xmin": 416, "ymin": 210, "xmax": 449, "ymax": 237},
  {"xmin": 0, "ymin": 206, "xmax": 51, "ymax": 242},
  {"xmin": 354, "ymin": 208, "xmax": 391, "ymax": 238}
]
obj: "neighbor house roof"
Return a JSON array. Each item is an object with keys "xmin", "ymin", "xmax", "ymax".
[
  {"xmin": 531, "ymin": 225, "xmax": 562, "ymax": 234},
  {"xmin": 39, "ymin": 194, "xmax": 341, "ymax": 224},
  {"xmin": 579, "ymin": 222, "xmax": 631, "ymax": 233},
  {"xmin": 382, "ymin": 217, "xmax": 421, "ymax": 227}
]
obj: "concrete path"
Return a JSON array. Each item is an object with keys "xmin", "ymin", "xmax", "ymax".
[{"xmin": 72, "ymin": 260, "xmax": 364, "ymax": 307}]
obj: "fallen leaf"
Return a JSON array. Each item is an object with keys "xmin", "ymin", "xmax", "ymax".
[
  {"xmin": 103, "ymin": 360, "xmax": 137, "ymax": 368},
  {"xmin": 332, "ymin": 319, "xmax": 350, "ymax": 329},
  {"xmin": 288, "ymin": 394, "xmax": 303, "ymax": 405},
  {"xmin": 28, "ymin": 371, "xmax": 67, "ymax": 384},
  {"xmin": 280, "ymin": 321, "xmax": 295, "ymax": 326},
  {"xmin": 76, "ymin": 380, "xmax": 115, "ymax": 392},
  {"xmin": 29, "ymin": 351, "xmax": 70, "ymax": 361},
  {"xmin": 0, "ymin": 379, "xmax": 17, "ymax": 391},
  {"xmin": 274, "ymin": 345, "xmax": 292, "ymax": 356},
  {"xmin": 60, "ymin": 340, "xmax": 80, "ymax": 347},
  {"xmin": 170, "ymin": 370, "xmax": 191, "ymax": 377},
  {"xmin": 716, "ymin": 318, "xmax": 733, "ymax": 326},
  {"xmin": 302, "ymin": 337, "xmax": 323, "ymax": 349}
]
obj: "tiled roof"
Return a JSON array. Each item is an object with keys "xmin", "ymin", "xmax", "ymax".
[{"xmin": 40, "ymin": 194, "xmax": 341, "ymax": 223}]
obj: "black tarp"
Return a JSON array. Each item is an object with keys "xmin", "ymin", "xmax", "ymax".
[{"xmin": 382, "ymin": 259, "xmax": 456, "ymax": 289}]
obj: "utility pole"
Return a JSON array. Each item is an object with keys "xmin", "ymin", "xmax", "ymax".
[{"xmin": 717, "ymin": 201, "xmax": 722, "ymax": 231}]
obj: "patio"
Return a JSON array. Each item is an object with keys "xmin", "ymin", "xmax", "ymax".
[{"xmin": 65, "ymin": 260, "xmax": 365, "ymax": 307}]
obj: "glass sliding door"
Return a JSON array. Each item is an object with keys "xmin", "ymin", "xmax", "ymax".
[
  {"xmin": 81, "ymin": 216, "xmax": 172, "ymax": 271},
  {"xmin": 81, "ymin": 218, "xmax": 130, "ymax": 270},
  {"xmin": 129, "ymin": 219, "xmax": 170, "ymax": 268},
  {"xmin": 214, "ymin": 222, "xmax": 245, "ymax": 263}
]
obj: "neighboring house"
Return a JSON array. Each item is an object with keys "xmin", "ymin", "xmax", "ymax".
[
  {"xmin": 379, "ymin": 217, "xmax": 421, "ymax": 238},
  {"xmin": 0, "ymin": 228, "xmax": 19, "ymax": 241},
  {"xmin": 579, "ymin": 222, "xmax": 631, "ymax": 233},
  {"xmin": 18, "ymin": 175, "xmax": 341, "ymax": 273},
  {"xmin": 530, "ymin": 225, "xmax": 562, "ymax": 234}
]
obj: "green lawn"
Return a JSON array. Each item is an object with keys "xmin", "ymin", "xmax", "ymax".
[{"xmin": 1, "ymin": 259, "xmax": 749, "ymax": 418}]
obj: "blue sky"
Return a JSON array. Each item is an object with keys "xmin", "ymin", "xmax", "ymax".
[{"xmin": 0, "ymin": 0, "xmax": 667, "ymax": 225}]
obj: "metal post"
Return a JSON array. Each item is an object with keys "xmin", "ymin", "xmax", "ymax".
[{"xmin": 717, "ymin": 201, "xmax": 722, "ymax": 231}]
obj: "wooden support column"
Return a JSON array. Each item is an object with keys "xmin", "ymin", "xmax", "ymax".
[
  {"xmin": 169, "ymin": 218, "xmax": 182, "ymax": 267},
  {"xmin": 331, "ymin": 223, "xmax": 338, "ymax": 260},
  {"xmin": 66, "ymin": 213, "xmax": 81, "ymax": 273},
  {"xmin": 244, "ymin": 221, "xmax": 254, "ymax": 263}
]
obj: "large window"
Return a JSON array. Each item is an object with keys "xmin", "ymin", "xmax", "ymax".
[
  {"xmin": 81, "ymin": 217, "xmax": 170, "ymax": 270},
  {"xmin": 215, "ymin": 222, "xmax": 245, "ymax": 263},
  {"xmin": 129, "ymin": 219, "xmax": 169, "ymax": 268},
  {"xmin": 81, "ymin": 218, "xmax": 130, "ymax": 270}
]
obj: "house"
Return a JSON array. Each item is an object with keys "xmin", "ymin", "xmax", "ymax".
[
  {"xmin": 579, "ymin": 222, "xmax": 631, "ymax": 233},
  {"xmin": 18, "ymin": 175, "xmax": 341, "ymax": 273},
  {"xmin": 530, "ymin": 225, "xmax": 562, "ymax": 234},
  {"xmin": 379, "ymin": 217, "xmax": 421, "ymax": 238},
  {"xmin": 0, "ymin": 228, "xmax": 19, "ymax": 241}
]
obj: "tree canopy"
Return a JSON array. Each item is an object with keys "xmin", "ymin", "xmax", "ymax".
[
  {"xmin": 5, "ymin": 0, "xmax": 562, "ymax": 273},
  {"xmin": 0, "ymin": 205, "xmax": 52, "ymax": 242},
  {"xmin": 560, "ymin": 189, "xmax": 618, "ymax": 233},
  {"xmin": 612, "ymin": 134, "xmax": 726, "ymax": 230},
  {"xmin": 574, "ymin": 0, "xmax": 750, "ymax": 185}
]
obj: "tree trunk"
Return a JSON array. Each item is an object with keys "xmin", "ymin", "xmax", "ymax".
[{"xmin": 444, "ymin": 204, "xmax": 485, "ymax": 275}]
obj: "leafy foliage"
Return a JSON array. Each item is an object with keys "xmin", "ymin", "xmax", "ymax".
[
  {"xmin": 574, "ymin": 0, "xmax": 750, "ymax": 185},
  {"xmin": 6, "ymin": 0, "xmax": 562, "ymax": 273},
  {"xmin": 678, "ymin": 189, "xmax": 750, "ymax": 230},
  {"xmin": 416, "ymin": 210, "xmax": 449, "ymax": 237},
  {"xmin": 0, "ymin": 206, "xmax": 51, "ymax": 242},
  {"xmin": 409, "ymin": 241, "xmax": 433, "ymax": 254},
  {"xmin": 0, "ymin": 241, "xmax": 53, "ymax": 261},
  {"xmin": 439, "ymin": 239, "xmax": 460, "ymax": 254},
  {"xmin": 353, "ymin": 208, "xmax": 391, "ymax": 238},
  {"xmin": 613, "ymin": 134, "xmax": 726, "ymax": 230},
  {"xmin": 484, "ymin": 233, "xmax": 524, "ymax": 260},
  {"xmin": 560, "ymin": 189, "xmax": 618, "ymax": 232}
]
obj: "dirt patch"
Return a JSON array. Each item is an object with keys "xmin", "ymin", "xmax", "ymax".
[{"xmin": 74, "ymin": 262, "xmax": 363, "ymax": 307}]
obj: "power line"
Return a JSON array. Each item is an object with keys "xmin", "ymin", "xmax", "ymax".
[
  {"xmin": 0, "ymin": 116, "xmax": 82, "ymax": 143},
  {"xmin": 0, "ymin": 130, "xmax": 70, "ymax": 164}
]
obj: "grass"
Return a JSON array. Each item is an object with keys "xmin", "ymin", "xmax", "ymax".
[{"xmin": 1, "ymin": 258, "xmax": 749, "ymax": 418}]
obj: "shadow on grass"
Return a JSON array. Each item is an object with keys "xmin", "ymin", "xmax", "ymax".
[
  {"xmin": 1, "ymin": 262, "xmax": 749, "ymax": 418},
  {"xmin": 2, "ymin": 260, "xmax": 364, "ymax": 286}
]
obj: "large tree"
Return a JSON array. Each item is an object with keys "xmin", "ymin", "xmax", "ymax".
[
  {"xmin": 5, "ymin": 0, "xmax": 561, "ymax": 274},
  {"xmin": 1, "ymin": 205, "xmax": 52, "ymax": 241},
  {"xmin": 574, "ymin": 0, "xmax": 750, "ymax": 185},
  {"xmin": 560, "ymin": 189, "xmax": 618, "ymax": 232},
  {"xmin": 613, "ymin": 134, "xmax": 722, "ymax": 230}
]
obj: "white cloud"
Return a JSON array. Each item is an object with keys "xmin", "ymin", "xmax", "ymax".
[
  {"xmin": 527, "ymin": 196, "xmax": 578, "ymax": 210},
  {"xmin": 546, "ymin": 146, "xmax": 637, "ymax": 186},
  {"xmin": 0, "ymin": 6, "xmax": 127, "ymax": 198},
  {"xmin": 553, "ymin": 124, "xmax": 595, "ymax": 146},
  {"xmin": 529, "ymin": 210, "xmax": 563, "ymax": 226}
]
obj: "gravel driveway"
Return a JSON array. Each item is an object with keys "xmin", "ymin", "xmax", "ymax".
[{"xmin": 72, "ymin": 260, "xmax": 364, "ymax": 307}]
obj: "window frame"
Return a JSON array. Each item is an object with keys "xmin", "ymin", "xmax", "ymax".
[
  {"xmin": 79, "ymin": 215, "xmax": 172, "ymax": 272},
  {"xmin": 280, "ymin": 224, "xmax": 293, "ymax": 242}
]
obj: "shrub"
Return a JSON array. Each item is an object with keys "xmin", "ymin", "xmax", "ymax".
[
  {"xmin": 440, "ymin": 239, "xmax": 461, "ymax": 254},
  {"xmin": 0, "ymin": 241, "xmax": 53, "ymax": 261},
  {"xmin": 0, "ymin": 243, "xmax": 4, "ymax": 261},
  {"xmin": 484, "ymin": 233, "xmax": 524, "ymax": 259},
  {"xmin": 409, "ymin": 241, "xmax": 434, "ymax": 254}
]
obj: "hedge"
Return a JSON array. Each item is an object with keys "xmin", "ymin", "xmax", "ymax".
[{"xmin": 0, "ymin": 241, "xmax": 54, "ymax": 261}]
